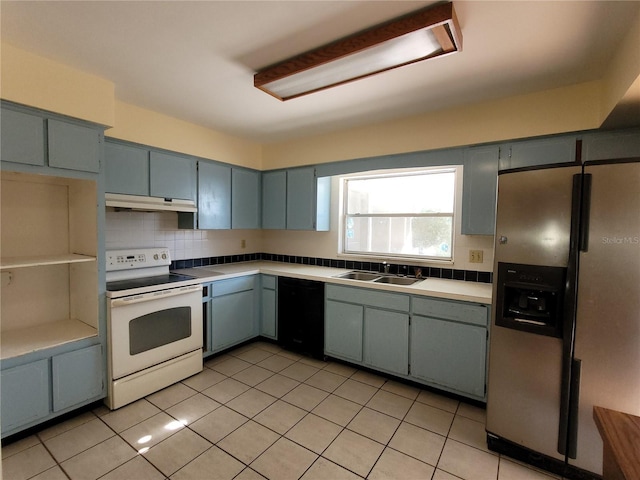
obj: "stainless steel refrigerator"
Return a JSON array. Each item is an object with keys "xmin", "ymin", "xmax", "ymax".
[{"xmin": 486, "ymin": 158, "xmax": 640, "ymax": 478}]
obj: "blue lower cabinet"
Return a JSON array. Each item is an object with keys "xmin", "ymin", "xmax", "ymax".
[
  {"xmin": 0, "ymin": 360, "xmax": 50, "ymax": 434},
  {"xmin": 52, "ymin": 344, "xmax": 104, "ymax": 412},
  {"xmin": 1, "ymin": 343, "xmax": 106, "ymax": 438},
  {"xmin": 410, "ymin": 315, "xmax": 487, "ymax": 399},
  {"xmin": 324, "ymin": 284, "xmax": 488, "ymax": 401},
  {"xmin": 260, "ymin": 275, "xmax": 277, "ymax": 339},
  {"xmin": 211, "ymin": 276, "xmax": 258, "ymax": 352},
  {"xmin": 364, "ymin": 308, "xmax": 409, "ymax": 375},
  {"xmin": 325, "ymin": 300, "xmax": 363, "ymax": 362}
]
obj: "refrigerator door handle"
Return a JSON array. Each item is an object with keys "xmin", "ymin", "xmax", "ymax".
[
  {"xmin": 579, "ymin": 174, "xmax": 592, "ymax": 252},
  {"xmin": 566, "ymin": 358, "xmax": 582, "ymax": 459},
  {"xmin": 558, "ymin": 174, "xmax": 583, "ymax": 456}
]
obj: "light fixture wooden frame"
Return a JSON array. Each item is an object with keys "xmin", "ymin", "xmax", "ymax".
[{"xmin": 254, "ymin": 2, "xmax": 462, "ymax": 101}]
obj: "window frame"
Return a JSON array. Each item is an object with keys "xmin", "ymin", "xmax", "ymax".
[{"xmin": 339, "ymin": 166, "xmax": 458, "ymax": 263}]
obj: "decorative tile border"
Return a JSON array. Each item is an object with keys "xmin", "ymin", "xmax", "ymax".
[{"xmin": 172, "ymin": 253, "xmax": 493, "ymax": 284}]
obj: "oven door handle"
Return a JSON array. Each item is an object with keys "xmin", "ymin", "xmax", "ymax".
[{"xmin": 110, "ymin": 284, "xmax": 202, "ymax": 307}]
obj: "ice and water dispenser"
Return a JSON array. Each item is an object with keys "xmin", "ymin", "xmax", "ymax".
[{"xmin": 495, "ymin": 263, "xmax": 566, "ymax": 338}]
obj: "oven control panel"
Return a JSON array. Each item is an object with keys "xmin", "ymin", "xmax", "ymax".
[{"xmin": 106, "ymin": 248, "xmax": 171, "ymax": 272}]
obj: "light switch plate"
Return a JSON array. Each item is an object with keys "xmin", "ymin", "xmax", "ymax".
[{"xmin": 469, "ymin": 250, "xmax": 484, "ymax": 263}]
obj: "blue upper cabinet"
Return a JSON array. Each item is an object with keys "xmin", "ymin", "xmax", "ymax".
[
  {"xmin": 105, "ymin": 141, "xmax": 150, "ymax": 195},
  {"xmin": 1, "ymin": 107, "xmax": 45, "ymax": 166},
  {"xmin": 150, "ymin": 151, "xmax": 196, "ymax": 201},
  {"xmin": 1, "ymin": 104, "xmax": 102, "ymax": 174},
  {"xmin": 198, "ymin": 160, "xmax": 231, "ymax": 229},
  {"xmin": 48, "ymin": 119, "xmax": 101, "ymax": 173},
  {"xmin": 262, "ymin": 167, "xmax": 330, "ymax": 231},
  {"xmin": 582, "ymin": 128, "xmax": 640, "ymax": 161},
  {"xmin": 500, "ymin": 135, "xmax": 578, "ymax": 170},
  {"xmin": 462, "ymin": 146, "xmax": 499, "ymax": 236},
  {"xmin": 287, "ymin": 167, "xmax": 316, "ymax": 230},
  {"xmin": 231, "ymin": 168, "xmax": 261, "ymax": 229},
  {"xmin": 262, "ymin": 170, "xmax": 287, "ymax": 229}
]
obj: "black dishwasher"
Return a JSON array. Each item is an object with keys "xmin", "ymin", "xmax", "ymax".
[{"xmin": 278, "ymin": 277, "xmax": 325, "ymax": 359}]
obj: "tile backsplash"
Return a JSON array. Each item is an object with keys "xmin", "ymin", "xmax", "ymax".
[
  {"xmin": 105, "ymin": 210, "xmax": 261, "ymax": 260},
  {"xmin": 106, "ymin": 210, "xmax": 493, "ymax": 283}
]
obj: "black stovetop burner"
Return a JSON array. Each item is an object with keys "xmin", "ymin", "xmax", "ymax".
[{"xmin": 106, "ymin": 273, "xmax": 195, "ymax": 292}]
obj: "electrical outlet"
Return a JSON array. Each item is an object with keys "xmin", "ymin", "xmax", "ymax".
[
  {"xmin": 241, "ymin": 239, "xmax": 246, "ymax": 249},
  {"xmin": 469, "ymin": 249, "xmax": 484, "ymax": 263}
]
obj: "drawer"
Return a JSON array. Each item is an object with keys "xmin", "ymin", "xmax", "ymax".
[
  {"xmin": 412, "ymin": 296, "xmax": 488, "ymax": 326},
  {"xmin": 262, "ymin": 275, "xmax": 276, "ymax": 290},
  {"xmin": 326, "ymin": 284, "xmax": 410, "ymax": 312},
  {"xmin": 211, "ymin": 275, "xmax": 255, "ymax": 297}
]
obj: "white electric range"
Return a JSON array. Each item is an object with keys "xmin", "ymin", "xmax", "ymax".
[{"xmin": 105, "ymin": 247, "xmax": 203, "ymax": 409}]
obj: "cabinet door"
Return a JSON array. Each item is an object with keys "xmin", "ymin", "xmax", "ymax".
[
  {"xmin": 48, "ymin": 119, "xmax": 101, "ymax": 173},
  {"xmin": 105, "ymin": 142, "xmax": 150, "ymax": 195},
  {"xmin": 411, "ymin": 316, "xmax": 487, "ymax": 399},
  {"xmin": 150, "ymin": 151, "xmax": 196, "ymax": 200},
  {"xmin": 364, "ymin": 308, "xmax": 409, "ymax": 375},
  {"xmin": 52, "ymin": 344, "xmax": 104, "ymax": 412},
  {"xmin": 506, "ymin": 136, "xmax": 577, "ymax": 170},
  {"xmin": 212, "ymin": 290, "xmax": 256, "ymax": 351},
  {"xmin": 286, "ymin": 167, "xmax": 316, "ymax": 230},
  {"xmin": 1, "ymin": 360, "xmax": 50, "ymax": 433},
  {"xmin": 232, "ymin": 168, "xmax": 260, "ymax": 229},
  {"xmin": 325, "ymin": 300, "xmax": 363, "ymax": 362},
  {"xmin": 1, "ymin": 108, "xmax": 45, "ymax": 166},
  {"xmin": 261, "ymin": 287, "xmax": 277, "ymax": 339},
  {"xmin": 462, "ymin": 146, "xmax": 498, "ymax": 235},
  {"xmin": 198, "ymin": 161, "xmax": 231, "ymax": 229},
  {"xmin": 262, "ymin": 170, "xmax": 287, "ymax": 229},
  {"xmin": 582, "ymin": 129, "xmax": 640, "ymax": 161}
]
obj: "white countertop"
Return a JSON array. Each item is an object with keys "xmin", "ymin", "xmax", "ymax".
[{"xmin": 174, "ymin": 261, "xmax": 493, "ymax": 305}]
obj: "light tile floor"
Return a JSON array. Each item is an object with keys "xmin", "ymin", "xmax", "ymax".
[{"xmin": 2, "ymin": 341, "xmax": 564, "ymax": 480}]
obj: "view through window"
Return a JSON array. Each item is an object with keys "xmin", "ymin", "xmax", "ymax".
[{"xmin": 342, "ymin": 168, "xmax": 456, "ymax": 261}]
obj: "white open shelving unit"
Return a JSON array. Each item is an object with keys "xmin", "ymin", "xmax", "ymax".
[{"xmin": 0, "ymin": 171, "xmax": 99, "ymax": 360}]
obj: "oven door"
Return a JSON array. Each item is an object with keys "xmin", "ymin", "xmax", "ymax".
[{"xmin": 108, "ymin": 284, "xmax": 203, "ymax": 379}]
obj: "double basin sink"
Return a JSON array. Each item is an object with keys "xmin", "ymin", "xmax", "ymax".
[{"xmin": 334, "ymin": 270, "xmax": 423, "ymax": 286}]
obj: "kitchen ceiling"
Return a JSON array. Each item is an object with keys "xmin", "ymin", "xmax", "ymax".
[{"xmin": 1, "ymin": 1, "xmax": 639, "ymax": 144}]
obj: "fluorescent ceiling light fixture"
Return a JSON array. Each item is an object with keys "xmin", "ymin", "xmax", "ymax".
[{"xmin": 254, "ymin": 2, "xmax": 462, "ymax": 101}]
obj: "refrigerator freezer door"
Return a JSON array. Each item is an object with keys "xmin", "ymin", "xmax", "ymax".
[
  {"xmin": 494, "ymin": 166, "xmax": 581, "ymax": 267},
  {"xmin": 570, "ymin": 161, "xmax": 640, "ymax": 475},
  {"xmin": 486, "ymin": 325, "xmax": 565, "ymax": 461}
]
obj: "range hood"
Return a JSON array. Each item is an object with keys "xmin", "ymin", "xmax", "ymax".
[{"xmin": 105, "ymin": 193, "xmax": 197, "ymax": 213}]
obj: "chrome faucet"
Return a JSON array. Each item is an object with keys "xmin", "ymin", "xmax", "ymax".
[{"xmin": 382, "ymin": 261, "xmax": 390, "ymax": 274}]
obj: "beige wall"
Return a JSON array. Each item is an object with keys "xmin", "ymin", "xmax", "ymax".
[
  {"xmin": 0, "ymin": 43, "xmax": 261, "ymax": 169},
  {"xmin": 0, "ymin": 43, "xmax": 115, "ymax": 127},
  {"xmin": 262, "ymin": 81, "xmax": 603, "ymax": 169},
  {"xmin": 601, "ymin": 8, "xmax": 640, "ymax": 122},
  {"xmin": 106, "ymin": 101, "xmax": 262, "ymax": 170}
]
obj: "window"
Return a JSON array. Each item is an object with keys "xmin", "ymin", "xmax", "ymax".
[{"xmin": 342, "ymin": 168, "xmax": 456, "ymax": 261}]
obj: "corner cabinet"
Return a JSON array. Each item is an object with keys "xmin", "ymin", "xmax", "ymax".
[
  {"xmin": 1, "ymin": 103, "xmax": 105, "ymax": 438},
  {"xmin": 262, "ymin": 167, "xmax": 330, "ymax": 231}
]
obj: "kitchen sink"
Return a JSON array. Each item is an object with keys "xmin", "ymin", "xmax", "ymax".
[
  {"xmin": 335, "ymin": 270, "xmax": 423, "ymax": 286},
  {"xmin": 335, "ymin": 271, "xmax": 382, "ymax": 281},
  {"xmin": 373, "ymin": 276, "xmax": 422, "ymax": 285}
]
